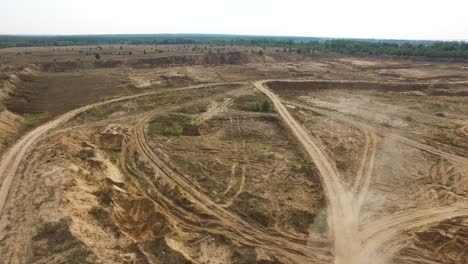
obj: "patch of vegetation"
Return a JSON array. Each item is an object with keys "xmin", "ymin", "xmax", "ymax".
[
  {"xmin": 150, "ymin": 122, "xmax": 183, "ymax": 136},
  {"xmin": 92, "ymin": 105, "xmax": 105, "ymax": 117},
  {"xmin": 236, "ymin": 95, "xmax": 272, "ymax": 112},
  {"xmin": 148, "ymin": 113, "xmax": 195, "ymax": 137},
  {"xmin": 261, "ymin": 98, "xmax": 272, "ymax": 112},
  {"xmin": 104, "ymin": 148, "xmax": 120, "ymax": 163},
  {"xmin": 23, "ymin": 112, "xmax": 52, "ymax": 127}
]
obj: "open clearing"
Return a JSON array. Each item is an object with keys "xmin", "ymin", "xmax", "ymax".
[{"xmin": 0, "ymin": 46, "xmax": 467, "ymax": 263}]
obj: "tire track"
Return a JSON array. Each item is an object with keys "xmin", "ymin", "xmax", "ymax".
[
  {"xmin": 270, "ymin": 83, "xmax": 468, "ymax": 263},
  {"xmin": 2, "ymin": 78, "xmax": 466, "ymax": 263},
  {"xmin": 255, "ymin": 81, "xmax": 361, "ymax": 264},
  {"xmin": 284, "ymin": 100, "xmax": 468, "ymax": 164},
  {"xmin": 353, "ymin": 129, "xmax": 377, "ymax": 216},
  {"xmin": 360, "ymin": 203, "xmax": 468, "ymax": 260},
  {"xmin": 0, "ymin": 82, "xmax": 244, "ymax": 216},
  {"xmin": 131, "ymin": 90, "xmax": 332, "ymax": 262}
]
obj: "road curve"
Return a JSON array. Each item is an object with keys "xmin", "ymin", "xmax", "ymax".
[
  {"xmin": 1, "ymin": 78, "xmax": 466, "ymax": 263},
  {"xmin": 0, "ymin": 82, "xmax": 241, "ymax": 217},
  {"xmin": 130, "ymin": 87, "xmax": 331, "ymax": 262},
  {"xmin": 256, "ymin": 80, "xmax": 468, "ymax": 263}
]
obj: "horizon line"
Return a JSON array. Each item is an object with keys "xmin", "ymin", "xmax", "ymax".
[{"xmin": 0, "ymin": 33, "xmax": 466, "ymax": 42}]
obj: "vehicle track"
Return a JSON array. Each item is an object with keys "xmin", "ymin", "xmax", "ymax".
[
  {"xmin": 0, "ymin": 82, "xmax": 244, "ymax": 216},
  {"xmin": 353, "ymin": 128, "xmax": 377, "ymax": 215},
  {"xmin": 360, "ymin": 203, "xmax": 468, "ymax": 260},
  {"xmin": 1, "ymin": 78, "xmax": 467, "ymax": 263},
  {"xmin": 255, "ymin": 81, "xmax": 362, "ymax": 264},
  {"xmin": 130, "ymin": 87, "xmax": 332, "ymax": 262},
  {"xmin": 284, "ymin": 100, "xmax": 468, "ymax": 164},
  {"xmin": 287, "ymin": 100, "xmax": 377, "ymax": 216},
  {"xmin": 257, "ymin": 80, "xmax": 468, "ymax": 263}
]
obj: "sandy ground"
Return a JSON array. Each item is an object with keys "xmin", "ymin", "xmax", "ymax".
[{"xmin": 0, "ymin": 48, "xmax": 467, "ymax": 263}]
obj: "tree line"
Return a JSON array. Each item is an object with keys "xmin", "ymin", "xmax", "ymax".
[{"xmin": 1, "ymin": 34, "xmax": 467, "ymax": 59}]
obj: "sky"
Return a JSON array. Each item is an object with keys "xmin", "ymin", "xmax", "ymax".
[{"xmin": 2, "ymin": 0, "xmax": 468, "ymax": 41}]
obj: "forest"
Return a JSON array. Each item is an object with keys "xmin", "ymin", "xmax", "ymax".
[{"xmin": 1, "ymin": 34, "xmax": 467, "ymax": 59}]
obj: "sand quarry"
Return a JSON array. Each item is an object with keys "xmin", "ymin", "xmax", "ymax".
[{"xmin": 0, "ymin": 45, "xmax": 467, "ymax": 263}]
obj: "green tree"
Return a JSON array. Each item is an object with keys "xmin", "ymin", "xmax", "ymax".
[
  {"xmin": 261, "ymin": 99, "xmax": 271, "ymax": 112},
  {"xmin": 94, "ymin": 53, "xmax": 101, "ymax": 60}
]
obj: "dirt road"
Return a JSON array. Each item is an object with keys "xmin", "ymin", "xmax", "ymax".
[
  {"xmin": 0, "ymin": 82, "xmax": 244, "ymax": 217},
  {"xmin": 0, "ymin": 78, "xmax": 466, "ymax": 263},
  {"xmin": 129, "ymin": 87, "xmax": 331, "ymax": 262},
  {"xmin": 255, "ymin": 80, "xmax": 362, "ymax": 264},
  {"xmin": 255, "ymin": 80, "xmax": 468, "ymax": 264}
]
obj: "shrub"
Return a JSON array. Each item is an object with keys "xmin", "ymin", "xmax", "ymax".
[
  {"xmin": 92, "ymin": 105, "xmax": 105, "ymax": 116},
  {"xmin": 148, "ymin": 114, "xmax": 193, "ymax": 137},
  {"xmin": 237, "ymin": 97, "xmax": 272, "ymax": 112},
  {"xmin": 261, "ymin": 98, "xmax": 272, "ymax": 112}
]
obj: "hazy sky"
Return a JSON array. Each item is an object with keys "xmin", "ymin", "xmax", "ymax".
[{"xmin": 2, "ymin": 0, "xmax": 467, "ymax": 40}]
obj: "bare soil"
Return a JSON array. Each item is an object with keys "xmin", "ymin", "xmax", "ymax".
[{"xmin": 0, "ymin": 46, "xmax": 467, "ymax": 264}]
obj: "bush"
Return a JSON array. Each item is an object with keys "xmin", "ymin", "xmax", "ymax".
[
  {"xmin": 148, "ymin": 122, "xmax": 183, "ymax": 136},
  {"xmin": 92, "ymin": 105, "xmax": 105, "ymax": 116},
  {"xmin": 148, "ymin": 114, "xmax": 193, "ymax": 137},
  {"xmin": 236, "ymin": 95, "xmax": 273, "ymax": 113},
  {"xmin": 261, "ymin": 98, "xmax": 272, "ymax": 112}
]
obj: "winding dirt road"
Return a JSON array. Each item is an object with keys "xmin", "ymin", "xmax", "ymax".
[
  {"xmin": 0, "ymin": 82, "xmax": 243, "ymax": 216},
  {"xmin": 128, "ymin": 87, "xmax": 331, "ymax": 262},
  {"xmin": 0, "ymin": 79, "xmax": 466, "ymax": 263},
  {"xmin": 255, "ymin": 80, "xmax": 468, "ymax": 264}
]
